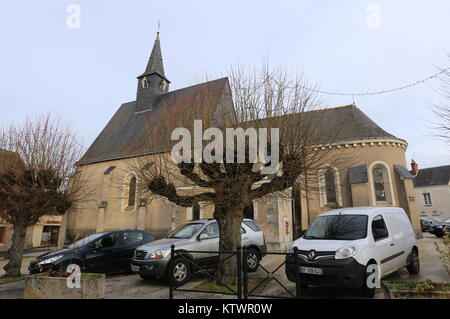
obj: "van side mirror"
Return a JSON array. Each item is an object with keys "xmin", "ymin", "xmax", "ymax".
[
  {"xmin": 198, "ymin": 233, "xmax": 208, "ymax": 241},
  {"xmin": 300, "ymin": 229, "xmax": 307, "ymax": 237}
]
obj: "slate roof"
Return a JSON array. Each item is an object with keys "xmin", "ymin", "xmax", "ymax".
[
  {"xmin": 77, "ymin": 78, "xmax": 230, "ymax": 165},
  {"xmin": 307, "ymin": 104, "xmax": 397, "ymax": 143},
  {"xmin": 394, "ymin": 164, "xmax": 414, "ymax": 179},
  {"xmin": 413, "ymin": 165, "xmax": 450, "ymax": 187},
  {"xmin": 138, "ymin": 32, "xmax": 168, "ymax": 81},
  {"xmin": 78, "ymin": 98, "xmax": 401, "ymax": 166}
]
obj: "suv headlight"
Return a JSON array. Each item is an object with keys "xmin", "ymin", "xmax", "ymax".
[
  {"xmin": 38, "ymin": 255, "xmax": 63, "ymax": 265},
  {"xmin": 148, "ymin": 249, "xmax": 170, "ymax": 259},
  {"xmin": 335, "ymin": 245, "xmax": 358, "ymax": 259}
]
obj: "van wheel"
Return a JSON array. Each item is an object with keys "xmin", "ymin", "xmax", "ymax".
[
  {"xmin": 246, "ymin": 249, "xmax": 260, "ymax": 273},
  {"xmin": 407, "ymin": 249, "xmax": 420, "ymax": 275},
  {"xmin": 168, "ymin": 258, "xmax": 191, "ymax": 286},
  {"xmin": 361, "ymin": 263, "xmax": 377, "ymax": 298}
]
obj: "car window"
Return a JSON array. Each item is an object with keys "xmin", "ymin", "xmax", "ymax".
[
  {"xmin": 118, "ymin": 231, "xmax": 144, "ymax": 246},
  {"xmin": 66, "ymin": 232, "xmax": 106, "ymax": 249},
  {"xmin": 168, "ymin": 223, "xmax": 204, "ymax": 239},
  {"xmin": 243, "ymin": 220, "xmax": 261, "ymax": 232},
  {"xmin": 240, "ymin": 227, "xmax": 246, "ymax": 234},
  {"xmin": 372, "ymin": 215, "xmax": 389, "ymax": 241},
  {"xmin": 93, "ymin": 233, "xmax": 119, "ymax": 249},
  {"xmin": 200, "ymin": 222, "xmax": 220, "ymax": 239}
]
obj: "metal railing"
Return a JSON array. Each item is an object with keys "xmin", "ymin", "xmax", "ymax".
[{"xmin": 168, "ymin": 245, "xmax": 302, "ymax": 299}]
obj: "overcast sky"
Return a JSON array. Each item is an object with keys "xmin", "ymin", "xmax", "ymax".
[{"xmin": 1, "ymin": 1, "xmax": 449, "ymax": 168}]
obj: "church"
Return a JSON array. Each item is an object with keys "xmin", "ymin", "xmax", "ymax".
[{"xmin": 63, "ymin": 33, "xmax": 422, "ymax": 251}]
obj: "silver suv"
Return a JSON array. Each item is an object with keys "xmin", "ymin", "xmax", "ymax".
[{"xmin": 131, "ymin": 218, "xmax": 267, "ymax": 285}]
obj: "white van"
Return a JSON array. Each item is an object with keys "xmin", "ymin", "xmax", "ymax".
[{"xmin": 285, "ymin": 207, "xmax": 419, "ymax": 298}]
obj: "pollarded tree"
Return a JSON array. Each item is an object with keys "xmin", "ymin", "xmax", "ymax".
[
  {"xmin": 431, "ymin": 59, "xmax": 450, "ymax": 143},
  {"xmin": 132, "ymin": 65, "xmax": 344, "ymax": 284},
  {"xmin": 0, "ymin": 115, "xmax": 89, "ymax": 278}
]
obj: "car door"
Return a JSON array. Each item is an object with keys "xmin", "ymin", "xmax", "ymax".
[
  {"xmin": 84, "ymin": 232, "xmax": 120, "ymax": 273},
  {"xmin": 383, "ymin": 213, "xmax": 407, "ymax": 270},
  {"xmin": 114, "ymin": 231, "xmax": 146, "ymax": 272},
  {"xmin": 240, "ymin": 225, "xmax": 251, "ymax": 247},
  {"xmin": 196, "ymin": 222, "xmax": 220, "ymax": 266},
  {"xmin": 371, "ymin": 214, "xmax": 398, "ymax": 276}
]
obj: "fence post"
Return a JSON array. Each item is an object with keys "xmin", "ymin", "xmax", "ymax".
[
  {"xmin": 169, "ymin": 244, "xmax": 175, "ymax": 299},
  {"xmin": 242, "ymin": 246, "xmax": 248, "ymax": 299},
  {"xmin": 294, "ymin": 246, "xmax": 301, "ymax": 298},
  {"xmin": 236, "ymin": 245, "xmax": 242, "ymax": 299}
]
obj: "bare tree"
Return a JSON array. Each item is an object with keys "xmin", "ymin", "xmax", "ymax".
[
  {"xmin": 0, "ymin": 114, "xmax": 90, "ymax": 278},
  {"xmin": 431, "ymin": 58, "xmax": 450, "ymax": 143},
  {"xmin": 131, "ymin": 65, "xmax": 344, "ymax": 284}
]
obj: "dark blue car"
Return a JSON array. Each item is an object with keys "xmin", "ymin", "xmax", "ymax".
[{"xmin": 29, "ymin": 230, "xmax": 154, "ymax": 274}]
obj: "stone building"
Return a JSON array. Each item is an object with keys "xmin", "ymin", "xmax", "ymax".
[
  {"xmin": 411, "ymin": 163, "xmax": 450, "ymax": 221},
  {"xmin": 0, "ymin": 150, "xmax": 63, "ymax": 250},
  {"xmin": 64, "ymin": 33, "xmax": 422, "ymax": 251}
]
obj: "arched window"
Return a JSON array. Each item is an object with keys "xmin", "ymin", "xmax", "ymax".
[
  {"xmin": 371, "ymin": 164, "xmax": 393, "ymax": 203},
  {"xmin": 128, "ymin": 176, "xmax": 137, "ymax": 207},
  {"xmin": 318, "ymin": 166, "xmax": 341, "ymax": 207},
  {"xmin": 141, "ymin": 77, "xmax": 148, "ymax": 88},
  {"xmin": 192, "ymin": 203, "xmax": 200, "ymax": 220},
  {"xmin": 324, "ymin": 169, "xmax": 337, "ymax": 203}
]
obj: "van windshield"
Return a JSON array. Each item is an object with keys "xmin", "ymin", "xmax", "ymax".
[{"xmin": 304, "ymin": 214, "xmax": 368, "ymax": 240}]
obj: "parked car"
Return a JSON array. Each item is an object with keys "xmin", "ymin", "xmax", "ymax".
[
  {"xmin": 285, "ymin": 207, "xmax": 419, "ymax": 298},
  {"xmin": 29, "ymin": 230, "xmax": 154, "ymax": 275},
  {"xmin": 131, "ymin": 218, "xmax": 267, "ymax": 285},
  {"xmin": 428, "ymin": 218, "xmax": 450, "ymax": 238},
  {"xmin": 420, "ymin": 218, "xmax": 434, "ymax": 232}
]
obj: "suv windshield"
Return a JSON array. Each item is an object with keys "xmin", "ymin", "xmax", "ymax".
[
  {"xmin": 167, "ymin": 223, "xmax": 204, "ymax": 239},
  {"xmin": 304, "ymin": 214, "xmax": 368, "ymax": 240}
]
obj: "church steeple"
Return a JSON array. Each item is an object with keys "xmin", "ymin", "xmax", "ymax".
[
  {"xmin": 136, "ymin": 32, "xmax": 170, "ymax": 110},
  {"xmin": 139, "ymin": 32, "xmax": 168, "ymax": 81}
]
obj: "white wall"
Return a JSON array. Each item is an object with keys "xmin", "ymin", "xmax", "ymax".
[{"xmin": 414, "ymin": 184, "xmax": 450, "ymax": 221}]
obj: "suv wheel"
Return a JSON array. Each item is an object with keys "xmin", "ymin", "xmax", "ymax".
[
  {"xmin": 169, "ymin": 258, "xmax": 191, "ymax": 285},
  {"xmin": 361, "ymin": 263, "xmax": 377, "ymax": 298},
  {"xmin": 407, "ymin": 249, "xmax": 420, "ymax": 275},
  {"xmin": 246, "ymin": 248, "xmax": 260, "ymax": 273}
]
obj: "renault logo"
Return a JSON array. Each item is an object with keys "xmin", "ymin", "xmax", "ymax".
[{"xmin": 308, "ymin": 250, "xmax": 316, "ymax": 260}]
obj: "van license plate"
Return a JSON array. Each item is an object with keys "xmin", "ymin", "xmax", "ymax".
[
  {"xmin": 131, "ymin": 265, "xmax": 140, "ymax": 272},
  {"xmin": 299, "ymin": 266, "xmax": 323, "ymax": 275}
]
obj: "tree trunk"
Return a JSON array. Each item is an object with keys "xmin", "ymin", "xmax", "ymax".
[
  {"xmin": 2, "ymin": 217, "xmax": 27, "ymax": 278},
  {"xmin": 214, "ymin": 204, "xmax": 244, "ymax": 286}
]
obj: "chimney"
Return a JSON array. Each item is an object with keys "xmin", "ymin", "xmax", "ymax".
[{"xmin": 411, "ymin": 159, "xmax": 419, "ymax": 176}]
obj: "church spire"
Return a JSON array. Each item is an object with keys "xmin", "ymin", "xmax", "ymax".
[
  {"xmin": 139, "ymin": 32, "xmax": 169, "ymax": 81},
  {"xmin": 136, "ymin": 31, "xmax": 170, "ymax": 110}
]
